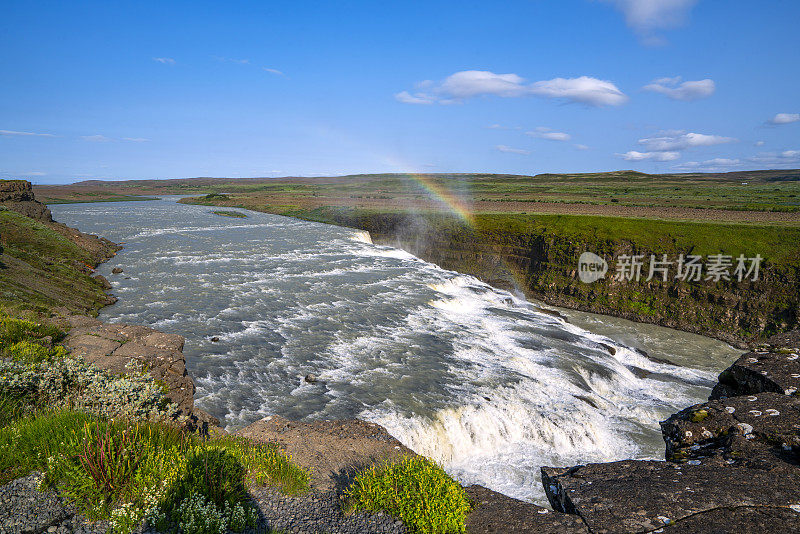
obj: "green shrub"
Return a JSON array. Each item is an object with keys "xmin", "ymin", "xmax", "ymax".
[
  {"xmin": 152, "ymin": 447, "xmax": 257, "ymax": 533},
  {"xmin": 45, "ymin": 418, "xmax": 192, "ymax": 525},
  {"xmin": 0, "ymin": 407, "xmax": 306, "ymax": 533},
  {"xmin": 203, "ymin": 193, "xmax": 230, "ymax": 200},
  {"xmin": 345, "ymin": 455, "xmax": 471, "ymax": 534},
  {"xmin": 0, "ymin": 356, "xmax": 182, "ymax": 422},
  {"xmin": 7, "ymin": 340, "xmax": 68, "ymax": 363}
]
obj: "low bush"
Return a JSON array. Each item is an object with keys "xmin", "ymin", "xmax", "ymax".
[
  {"xmin": 152, "ymin": 447, "xmax": 257, "ymax": 533},
  {"xmin": 0, "ymin": 356, "xmax": 181, "ymax": 421},
  {"xmin": 1, "ymin": 410, "xmax": 307, "ymax": 533},
  {"xmin": 345, "ymin": 455, "xmax": 471, "ymax": 534},
  {"xmin": 6, "ymin": 340, "xmax": 68, "ymax": 363}
]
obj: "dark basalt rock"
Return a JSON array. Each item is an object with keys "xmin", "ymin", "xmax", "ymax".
[
  {"xmin": 710, "ymin": 330, "xmax": 800, "ymax": 399},
  {"xmin": 111, "ymin": 267, "xmax": 123, "ymax": 274},
  {"xmin": 661, "ymin": 392, "xmax": 800, "ymax": 469},
  {"xmin": 657, "ymin": 506, "xmax": 800, "ymax": 534},
  {"xmin": 464, "ymin": 484, "xmax": 588, "ymax": 533},
  {"xmin": 541, "ymin": 459, "xmax": 800, "ymax": 534}
]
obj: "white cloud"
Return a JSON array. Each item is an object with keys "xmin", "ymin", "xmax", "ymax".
[
  {"xmin": 600, "ymin": 0, "xmax": 699, "ymax": 44},
  {"xmin": 396, "ymin": 71, "xmax": 627, "ymax": 107},
  {"xmin": 755, "ymin": 141, "xmax": 765, "ymax": 147},
  {"xmin": 153, "ymin": 57, "xmax": 176, "ymax": 65},
  {"xmin": 575, "ymin": 144, "xmax": 590, "ymax": 150},
  {"xmin": 213, "ymin": 56, "xmax": 250, "ymax": 65},
  {"xmin": 263, "ymin": 68, "xmax": 284, "ymax": 75},
  {"xmin": 81, "ymin": 135, "xmax": 111, "ymax": 142},
  {"xmin": 441, "ymin": 71, "xmax": 528, "ymax": 98},
  {"xmin": 122, "ymin": 137, "xmax": 149, "ymax": 142},
  {"xmin": 528, "ymin": 76, "xmax": 628, "ymax": 106},
  {"xmin": 643, "ymin": 77, "xmax": 715, "ymax": 101},
  {"xmin": 526, "ymin": 127, "xmax": 571, "ymax": 141},
  {"xmin": 0, "ymin": 129, "xmax": 55, "ymax": 137},
  {"xmin": 496, "ymin": 145, "xmax": 530, "ymax": 155},
  {"xmin": 638, "ymin": 131, "xmax": 736, "ymax": 151},
  {"xmin": 394, "ymin": 91, "xmax": 436, "ymax": 105},
  {"xmin": 767, "ymin": 113, "xmax": 800, "ymax": 125},
  {"xmin": 619, "ymin": 150, "xmax": 680, "ymax": 161}
]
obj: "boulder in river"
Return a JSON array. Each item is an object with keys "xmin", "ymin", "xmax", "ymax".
[{"xmin": 111, "ymin": 267, "xmax": 123, "ymax": 274}]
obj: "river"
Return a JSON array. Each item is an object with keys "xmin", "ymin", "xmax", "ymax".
[{"xmin": 51, "ymin": 197, "xmax": 740, "ymax": 505}]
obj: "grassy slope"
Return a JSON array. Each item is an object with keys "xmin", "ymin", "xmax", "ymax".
[{"xmin": 0, "ymin": 209, "xmax": 111, "ymax": 316}]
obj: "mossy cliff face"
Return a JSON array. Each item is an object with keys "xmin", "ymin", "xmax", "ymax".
[{"xmin": 220, "ymin": 204, "xmax": 798, "ymax": 347}]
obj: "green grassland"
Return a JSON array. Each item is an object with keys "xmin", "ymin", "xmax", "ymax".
[{"xmin": 36, "ymin": 169, "xmax": 800, "ymax": 213}]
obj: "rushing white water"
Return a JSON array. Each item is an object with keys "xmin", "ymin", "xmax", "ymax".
[{"xmin": 51, "ymin": 198, "xmax": 740, "ymax": 505}]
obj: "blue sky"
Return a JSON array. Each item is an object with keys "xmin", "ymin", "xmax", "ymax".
[{"xmin": 1, "ymin": 0, "xmax": 798, "ymax": 184}]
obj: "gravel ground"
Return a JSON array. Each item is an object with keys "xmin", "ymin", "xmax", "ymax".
[
  {"xmin": 247, "ymin": 486, "xmax": 407, "ymax": 534},
  {"xmin": 0, "ymin": 473, "xmax": 108, "ymax": 534},
  {"xmin": 0, "ymin": 474, "xmax": 406, "ymax": 534}
]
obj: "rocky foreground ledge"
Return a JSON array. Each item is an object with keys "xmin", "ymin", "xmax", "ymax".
[
  {"xmin": 541, "ymin": 330, "xmax": 800, "ymax": 533},
  {"xmin": 3, "ymin": 322, "xmax": 799, "ymax": 533}
]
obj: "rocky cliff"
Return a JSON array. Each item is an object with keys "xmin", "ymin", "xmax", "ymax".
[
  {"xmin": 0, "ymin": 179, "xmax": 53, "ymax": 222},
  {"xmin": 289, "ymin": 209, "xmax": 797, "ymax": 347}
]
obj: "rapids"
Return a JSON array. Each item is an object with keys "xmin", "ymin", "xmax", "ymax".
[{"xmin": 51, "ymin": 198, "xmax": 740, "ymax": 504}]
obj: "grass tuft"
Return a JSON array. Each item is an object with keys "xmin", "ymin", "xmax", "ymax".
[{"xmin": 345, "ymin": 455, "xmax": 471, "ymax": 534}]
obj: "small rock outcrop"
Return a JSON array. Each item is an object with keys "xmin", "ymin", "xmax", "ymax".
[
  {"xmin": 0, "ymin": 179, "xmax": 52, "ymax": 222},
  {"xmin": 61, "ymin": 317, "xmax": 218, "ymax": 432},
  {"xmin": 711, "ymin": 330, "xmax": 800, "ymax": 399},
  {"xmin": 661, "ymin": 392, "xmax": 800, "ymax": 469}
]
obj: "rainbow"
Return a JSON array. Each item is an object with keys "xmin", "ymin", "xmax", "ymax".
[{"xmin": 404, "ymin": 173, "xmax": 475, "ymax": 225}]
